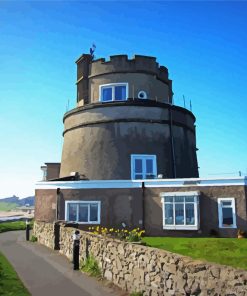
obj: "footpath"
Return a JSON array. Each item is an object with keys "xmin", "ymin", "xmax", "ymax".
[{"xmin": 0, "ymin": 231, "xmax": 126, "ymax": 296}]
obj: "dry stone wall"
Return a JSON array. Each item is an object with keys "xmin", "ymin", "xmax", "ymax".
[
  {"xmin": 34, "ymin": 221, "xmax": 247, "ymax": 296},
  {"xmin": 33, "ymin": 221, "xmax": 56, "ymax": 249}
]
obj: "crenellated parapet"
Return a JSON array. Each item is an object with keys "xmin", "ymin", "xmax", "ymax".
[{"xmin": 76, "ymin": 54, "xmax": 169, "ymax": 82}]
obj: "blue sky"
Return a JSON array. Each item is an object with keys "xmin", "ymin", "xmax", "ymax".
[{"xmin": 0, "ymin": 1, "xmax": 246, "ymax": 198}]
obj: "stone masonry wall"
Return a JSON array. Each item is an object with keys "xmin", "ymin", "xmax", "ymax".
[
  {"xmin": 34, "ymin": 221, "xmax": 247, "ymax": 296},
  {"xmin": 33, "ymin": 221, "xmax": 56, "ymax": 249}
]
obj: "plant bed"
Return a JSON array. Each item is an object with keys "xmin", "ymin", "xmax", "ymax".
[{"xmin": 88, "ymin": 226, "xmax": 145, "ymax": 243}]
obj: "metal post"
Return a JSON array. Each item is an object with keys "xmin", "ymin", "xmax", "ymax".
[
  {"xmin": 72, "ymin": 230, "xmax": 80, "ymax": 270},
  {"xmin": 26, "ymin": 219, "xmax": 30, "ymax": 241}
]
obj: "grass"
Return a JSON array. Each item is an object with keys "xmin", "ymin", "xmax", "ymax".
[
  {"xmin": 130, "ymin": 292, "xmax": 143, "ymax": 296},
  {"xmin": 81, "ymin": 255, "xmax": 102, "ymax": 278},
  {"xmin": 0, "ymin": 251, "xmax": 30, "ymax": 295},
  {"xmin": 142, "ymin": 237, "xmax": 247, "ymax": 270},
  {"xmin": 0, "ymin": 202, "xmax": 18, "ymax": 211},
  {"xmin": 0, "ymin": 221, "xmax": 27, "ymax": 233}
]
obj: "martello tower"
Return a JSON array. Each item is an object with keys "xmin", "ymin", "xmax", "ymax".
[{"xmin": 60, "ymin": 54, "xmax": 199, "ymax": 179}]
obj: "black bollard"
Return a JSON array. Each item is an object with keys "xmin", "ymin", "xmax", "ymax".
[
  {"xmin": 73, "ymin": 230, "xmax": 80, "ymax": 270},
  {"xmin": 26, "ymin": 219, "xmax": 30, "ymax": 241}
]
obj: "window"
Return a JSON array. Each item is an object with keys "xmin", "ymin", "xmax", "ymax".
[
  {"xmin": 100, "ymin": 83, "xmax": 128, "ymax": 102},
  {"xmin": 161, "ymin": 192, "xmax": 200, "ymax": 230},
  {"xmin": 138, "ymin": 90, "xmax": 147, "ymax": 99},
  {"xmin": 218, "ymin": 198, "xmax": 236, "ymax": 228},
  {"xmin": 65, "ymin": 201, "xmax": 101, "ymax": 224},
  {"xmin": 131, "ymin": 154, "xmax": 157, "ymax": 179}
]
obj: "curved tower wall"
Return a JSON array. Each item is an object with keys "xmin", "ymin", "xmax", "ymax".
[{"xmin": 60, "ymin": 54, "xmax": 198, "ymax": 179}]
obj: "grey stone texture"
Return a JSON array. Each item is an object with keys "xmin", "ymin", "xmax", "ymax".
[{"xmin": 33, "ymin": 221, "xmax": 247, "ymax": 296}]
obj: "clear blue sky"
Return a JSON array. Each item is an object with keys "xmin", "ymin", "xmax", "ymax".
[{"xmin": 0, "ymin": 1, "xmax": 246, "ymax": 198}]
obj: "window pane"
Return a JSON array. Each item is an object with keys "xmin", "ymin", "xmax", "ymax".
[
  {"xmin": 185, "ymin": 204, "xmax": 195, "ymax": 225},
  {"xmin": 146, "ymin": 159, "xmax": 153, "ymax": 174},
  {"xmin": 115, "ymin": 85, "xmax": 126, "ymax": 100},
  {"xmin": 135, "ymin": 159, "xmax": 142, "ymax": 173},
  {"xmin": 78, "ymin": 204, "xmax": 88, "ymax": 222},
  {"xmin": 175, "ymin": 204, "xmax": 184, "ymax": 225},
  {"xmin": 90, "ymin": 204, "xmax": 98, "ymax": 222},
  {"xmin": 185, "ymin": 196, "xmax": 194, "ymax": 203},
  {"xmin": 222, "ymin": 208, "xmax": 233, "ymax": 225},
  {"xmin": 68, "ymin": 204, "xmax": 77, "ymax": 221},
  {"xmin": 175, "ymin": 196, "xmax": 184, "ymax": 203},
  {"xmin": 222, "ymin": 201, "xmax": 232, "ymax": 206},
  {"xmin": 165, "ymin": 204, "xmax": 173, "ymax": 225},
  {"xmin": 165, "ymin": 196, "xmax": 173, "ymax": 203},
  {"xmin": 134, "ymin": 174, "xmax": 143, "ymax": 179},
  {"xmin": 102, "ymin": 87, "xmax": 112, "ymax": 101}
]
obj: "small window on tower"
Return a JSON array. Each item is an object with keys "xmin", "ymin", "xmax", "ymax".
[{"xmin": 100, "ymin": 83, "xmax": 128, "ymax": 102}]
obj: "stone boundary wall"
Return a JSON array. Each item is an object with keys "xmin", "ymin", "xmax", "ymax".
[
  {"xmin": 33, "ymin": 221, "xmax": 56, "ymax": 249},
  {"xmin": 34, "ymin": 221, "xmax": 247, "ymax": 296}
]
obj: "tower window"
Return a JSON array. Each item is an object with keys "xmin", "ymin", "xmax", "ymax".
[
  {"xmin": 131, "ymin": 154, "xmax": 157, "ymax": 179},
  {"xmin": 100, "ymin": 83, "xmax": 128, "ymax": 102}
]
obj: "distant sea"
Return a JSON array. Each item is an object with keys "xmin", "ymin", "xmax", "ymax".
[{"xmin": 0, "ymin": 216, "xmax": 27, "ymax": 222}]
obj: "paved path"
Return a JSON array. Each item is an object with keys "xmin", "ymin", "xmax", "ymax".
[{"xmin": 0, "ymin": 231, "xmax": 126, "ymax": 296}]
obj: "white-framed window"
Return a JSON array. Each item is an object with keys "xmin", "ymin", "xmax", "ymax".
[
  {"xmin": 99, "ymin": 83, "xmax": 128, "ymax": 102},
  {"xmin": 218, "ymin": 198, "xmax": 237, "ymax": 228},
  {"xmin": 65, "ymin": 201, "xmax": 101, "ymax": 224},
  {"xmin": 161, "ymin": 191, "xmax": 200, "ymax": 230},
  {"xmin": 131, "ymin": 154, "xmax": 157, "ymax": 180}
]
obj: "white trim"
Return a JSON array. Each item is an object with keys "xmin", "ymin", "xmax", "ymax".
[
  {"xmin": 131, "ymin": 154, "xmax": 157, "ymax": 180},
  {"xmin": 99, "ymin": 83, "xmax": 128, "ymax": 102},
  {"xmin": 162, "ymin": 191, "xmax": 200, "ymax": 197},
  {"xmin": 65, "ymin": 200, "xmax": 101, "ymax": 224},
  {"xmin": 217, "ymin": 197, "xmax": 237, "ymax": 229},
  {"xmin": 35, "ymin": 177, "xmax": 247, "ymax": 190},
  {"xmin": 161, "ymin": 192, "xmax": 200, "ymax": 230},
  {"xmin": 35, "ymin": 180, "xmax": 143, "ymax": 190},
  {"xmin": 144, "ymin": 176, "xmax": 247, "ymax": 187}
]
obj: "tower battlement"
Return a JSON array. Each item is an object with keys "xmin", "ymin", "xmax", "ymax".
[{"xmin": 76, "ymin": 54, "xmax": 169, "ymax": 82}]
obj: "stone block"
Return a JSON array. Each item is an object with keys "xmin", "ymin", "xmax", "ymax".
[{"xmin": 104, "ymin": 270, "xmax": 113, "ymax": 281}]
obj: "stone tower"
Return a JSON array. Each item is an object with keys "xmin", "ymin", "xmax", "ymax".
[{"xmin": 60, "ymin": 54, "xmax": 198, "ymax": 179}]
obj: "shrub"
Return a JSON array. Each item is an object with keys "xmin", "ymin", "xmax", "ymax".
[
  {"xmin": 0, "ymin": 221, "xmax": 26, "ymax": 233},
  {"xmin": 30, "ymin": 235, "xmax": 37, "ymax": 242},
  {"xmin": 237, "ymin": 229, "xmax": 246, "ymax": 238},
  {"xmin": 81, "ymin": 255, "xmax": 102, "ymax": 278}
]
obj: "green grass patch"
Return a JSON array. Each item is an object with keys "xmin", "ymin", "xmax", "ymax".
[
  {"xmin": 130, "ymin": 292, "xmax": 143, "ymax": 296},
  {"xmin": 0, "ymin": 221, "xmax": 27, "ymax": 233},
  {"xmin": 81, "ymin": 255, "xmax": 102, "ymax": 278},
  {"xmin": 143, "ymin": 237, "xmax": 247, "ymax": 270},
  {"xmin": 0, "ymin": 251, "xmax": 30, "ymax": 295},
  {"xmin": 0, "ymin": 202, "xmax": 18, "ymax": 211}
]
